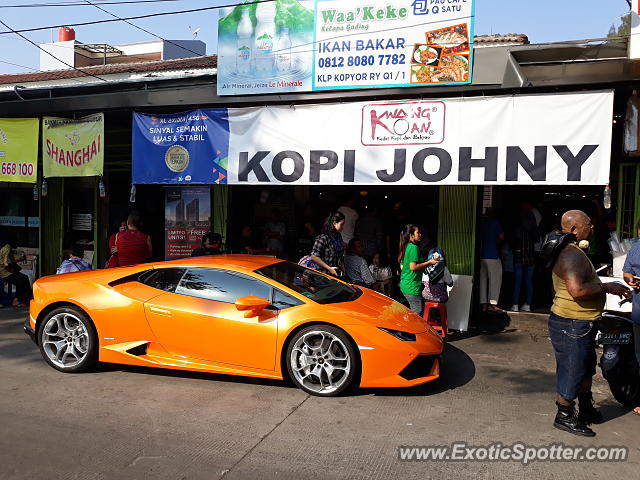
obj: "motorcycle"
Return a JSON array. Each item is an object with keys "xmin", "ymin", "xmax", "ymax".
[{"xmin": 598, "ymin": 277, "xmax": 640, "ymax": 407}]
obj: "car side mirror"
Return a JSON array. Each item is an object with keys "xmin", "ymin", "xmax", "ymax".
[{"xmin": 235, "ymin": 296, "xmax": 271, "ymax": 318}]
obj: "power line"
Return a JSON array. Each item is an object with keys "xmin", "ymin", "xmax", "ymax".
[
  {"xmin": 84, "ymin": 0, "xmax": 205, "ymax": 58},
  {"xmin": 5, "ymin": 0, "xmax": 200, "ymax": 7},
  {"xmin": 0, "ymin": 1, "xmax": 277, "ymax": 35},
  {"xmin": 1, "ymin": 11, "xmax": 475, "ymax": 79},
  {"xmin": 0, "ymin": 19, "xmax": 108, "ymax": 82},
  {"xmin": 0, "ymin": 59, "xmax": 39, "ymax": 72},
  {"xmin": 0, "ymin": 34, "xmax": 197, "ymax": 68}
]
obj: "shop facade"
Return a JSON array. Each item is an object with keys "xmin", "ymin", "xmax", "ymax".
[{"xmin": 0, "ymin": 38, "xmax": 637, "ymax": 328}]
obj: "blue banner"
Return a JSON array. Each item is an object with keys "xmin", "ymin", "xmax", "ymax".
[{"xmin": 132, "ymin": 109, "xmax": 230, "ymax": 184}]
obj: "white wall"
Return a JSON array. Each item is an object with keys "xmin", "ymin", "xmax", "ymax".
[{"xmin": 39, "ymin": 41, "xmax": 75, "ymax": 71}]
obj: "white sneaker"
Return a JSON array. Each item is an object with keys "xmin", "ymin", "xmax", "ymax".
[
  {"xmin": 510, "ymin": 305, "xmax": 519, "ymax": 312},
  {"xmin": 521, "ymin": 304, "xmax": 531, "ymax": 312}
]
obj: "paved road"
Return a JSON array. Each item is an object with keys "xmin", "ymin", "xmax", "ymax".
[{"xmin": 1, "ymin": 307, "xmax": 639, "ymax": 479}]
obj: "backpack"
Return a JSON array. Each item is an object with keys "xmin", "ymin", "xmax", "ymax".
[
  {"xmin": 298, "ymin": 255, "xmax": 319, "ymax": 270},
  {"xmin": 539, "ymin": 230, "xmax": 577, "ymax": 269},
  {"xmin": 425, "ymin": 248, "xmax": 445, "ymax": 283}
]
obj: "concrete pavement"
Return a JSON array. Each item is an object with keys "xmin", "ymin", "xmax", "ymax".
[{"xmin": 1, "ymin": 306, "xmax": 639, "ymax": 479}]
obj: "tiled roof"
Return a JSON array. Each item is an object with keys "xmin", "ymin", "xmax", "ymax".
[
  {"xmin": 0, "ymin": 35, "xmax": 528, "ymax": 85},
  {"xmin": 0, "ymin": 55, "xmax": 217, "ymax": 85},
  {"xmin": 474, "ymin": 34, "xmax": 529, "ymax": 44}
]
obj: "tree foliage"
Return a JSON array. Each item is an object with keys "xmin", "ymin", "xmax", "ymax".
[{"xmin": 608, "ymin": 12, "xmax": 631, "ymax": 38}]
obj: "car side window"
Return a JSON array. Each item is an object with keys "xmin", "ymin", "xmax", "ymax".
[
  {"xmin": 272, "ymin": 289, "xmax": 303, "ymax": 310},
  {"xmin": 140, "ymin": 268, "xmax": 186, "ymax": 293},
  {"xmin": 176, "ymin": 268, "xmax": 271, "ymax": 304}
]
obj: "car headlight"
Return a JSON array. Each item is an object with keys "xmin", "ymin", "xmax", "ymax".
[{"xmin": 378, "ymin": 327, "xmax": 416, "ymax": 341}]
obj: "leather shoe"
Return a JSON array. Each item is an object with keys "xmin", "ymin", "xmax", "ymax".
[
  {"xmin": 578, "ymin": 393, "xmax": 603, "ymax": 425},
  {"xmin": 553, "ymin": 401, "xmax": 596, "ymax": 437}
]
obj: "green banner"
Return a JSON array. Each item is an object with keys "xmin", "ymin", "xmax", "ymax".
[
  {"xmin": 43, "ymin": 113, "xmax": 104, "ymax": 178},
  {"xmin": 0, "ymin": 118, "xmax": 39, "ymax": 183}
]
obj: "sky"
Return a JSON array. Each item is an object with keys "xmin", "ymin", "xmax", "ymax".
[{"xmin": 0, "ymin": 0, "xmax": 632, "ymax": 75}]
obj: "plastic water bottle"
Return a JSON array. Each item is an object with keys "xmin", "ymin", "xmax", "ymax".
[
  {"xmin": 98, "ymin": 179, "xmax": 106, "ymax": 198},
  {"xmin": 254, "ymin": 2, "xmax": 276, "ymax": 73},
  {"xmin": 218, "ymin": 7, "xmax": 233, "ymax": 20},
  {"xmin": 603, "ymin": 184, "xmax": 612, "ymax": 210},
  {"xmin": 41, "ymin": 179, "xmax": 48, "ymax": 197},
  {"xmin": 236, "ymin": 9, "xmax": 253, "ymax": 74},
  {"xmin": 276, "ymin": 28, "xmax": 292, "ymax": 72}
]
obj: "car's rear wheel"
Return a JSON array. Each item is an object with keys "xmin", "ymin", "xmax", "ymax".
[
  {"xmin": 286, "ymin": 325, "xmax": 358, "ymax": 397},
  {"xmin": 38, "ymin": 307, "xmax": 98, "ymax": 373}
]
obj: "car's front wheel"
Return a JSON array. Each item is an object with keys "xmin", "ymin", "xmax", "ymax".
[
  {"xmin": 286, "ymin": 325, "xmax": 359, "ymax": 397},
  {"xmin": 38, "ymin": 306, "xmax": 98, "ymax": 373}
]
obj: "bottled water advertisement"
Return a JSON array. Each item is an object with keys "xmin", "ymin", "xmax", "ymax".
[
  {"xmin": 217, "ymin": 0, "xmax": 316, "ymax": 96},
  {"xmin": 216, "ymin": 0, "xmax": 474, "ymax": 96}
]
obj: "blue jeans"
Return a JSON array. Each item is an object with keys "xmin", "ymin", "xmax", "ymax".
[
  {"xmin": 404, "ymin": 294, "xmax": 424, "ymax": 317},
  {"xmin": 548, "ymin": 313, "xmax": 597, "ymax": 401},
  {"xmin": 513, "ymin": 264, "xmax": 534, "ymax": 306}
]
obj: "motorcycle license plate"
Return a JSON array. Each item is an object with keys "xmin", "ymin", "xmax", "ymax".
[{"xmin": 599, "ymin": 332, "xmax": 631, "ymax": 345}]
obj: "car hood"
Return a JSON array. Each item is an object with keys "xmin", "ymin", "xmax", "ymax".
[{"xmin": 334, "ymin": 288, "xmax": 430, "ymax": 334}]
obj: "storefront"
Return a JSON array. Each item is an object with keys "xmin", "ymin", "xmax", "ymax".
[{"xmin": 0, "ymin": 31, "xmax": 637, "ymax": 330}]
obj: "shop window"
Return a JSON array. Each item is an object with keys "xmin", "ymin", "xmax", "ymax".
[
  {"xmin": 0, "ymin": 184, "xmax": 39, "ymax": 248},
  {"xmin": 625, "ymin": 93, "xmax": 640, "ymax": 155}
]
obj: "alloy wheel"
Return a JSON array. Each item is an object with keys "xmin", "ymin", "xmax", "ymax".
[
  {"xmin": 290, "ymin": 330, "xmax": 351, "ymax": 395},
  {"xmin": 42, "ymin": 312, "xmax": 90, "ymax": 369}
]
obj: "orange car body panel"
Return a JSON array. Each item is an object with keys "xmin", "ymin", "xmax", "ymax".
[{"xmin": 29, "ymin": 255, "xmax": 444, "ymax": 389}]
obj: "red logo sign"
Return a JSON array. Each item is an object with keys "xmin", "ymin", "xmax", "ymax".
[{"xmin": 361, "ymin": 101, "xmax": 445, "ymax": 146}]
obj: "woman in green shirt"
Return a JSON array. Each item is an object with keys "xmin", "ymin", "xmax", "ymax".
[{"xmin": 398, "ymin": 224, "xmax": 440, "ymax": 315}]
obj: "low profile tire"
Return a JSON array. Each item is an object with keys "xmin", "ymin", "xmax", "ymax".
[
  {"xmin": 286, "ymin": 325, "xmax": 359, "ymax": 397},
  {"xmin": 37, "ymin": 306, "xmax": 98, "ymax": 373}
]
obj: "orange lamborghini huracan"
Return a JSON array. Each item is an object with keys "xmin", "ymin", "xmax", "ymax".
[{"xmin": 25, "ymin": 256, "xmax": 444, "ymax": 396}]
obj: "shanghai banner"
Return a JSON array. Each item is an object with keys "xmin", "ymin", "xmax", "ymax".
[
  {"xmin": 217, "ymin": 0, "xmax": 474, "ymax": 96},
  {"xmin": 132, "ymin": 109, "xmax": 229, "ymax": 185},
  {"xmin": 224, "ymin": 90, "xmax": 613, "ymax": 185},
  {"xmin": 165, "ymin": 186, "xmax": 211, "ymax": 259},
  {"xmin": 0, "ymin": 118, "xmax": 39, "ymax": 183},
  {"xmin": 43, "ymin": 113, "xmax": 104, "ymax": 178}
]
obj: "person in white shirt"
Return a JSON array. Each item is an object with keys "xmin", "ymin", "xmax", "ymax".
[
  {"xmin": 337, "ymin": 196, "xmax": 359, "ymax": 244},
  {"xmin": 369, "ymin": 252, "xmax": 393, "ymax": 282}
]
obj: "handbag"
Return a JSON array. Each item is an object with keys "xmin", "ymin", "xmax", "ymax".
[
  {"xmin": 298, "ymin": 255, "xmax": 319, "ymax": 270},
  {"xmin": 105, "ymin": 232, "xmax": 119, "ymax": 268}
]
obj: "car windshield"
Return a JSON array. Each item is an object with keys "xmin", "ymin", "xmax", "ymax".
[{"xmin": 255, "ymin": 261, "xmax": 361, "ymax": 305}]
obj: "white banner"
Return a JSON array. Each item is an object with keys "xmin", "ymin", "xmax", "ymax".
[{"xmin": 227, "ymin": 90, "xmax": 613, "ymax": 185}]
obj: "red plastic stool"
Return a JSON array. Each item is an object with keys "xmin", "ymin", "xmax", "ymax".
[{"xmin": 423, "ymin": 302, "xmax": 448, "ymax": 339}]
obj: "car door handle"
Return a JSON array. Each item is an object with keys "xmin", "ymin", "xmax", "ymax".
[{"xmin": 148, "ymin": 306, "xmax": 172, "ymax": 316}]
